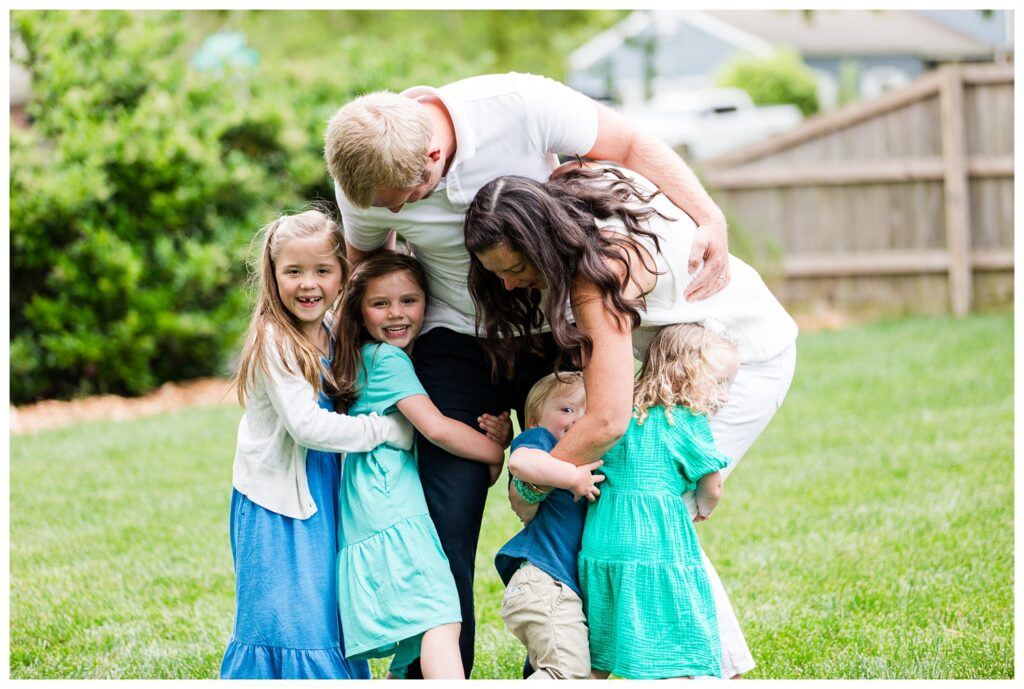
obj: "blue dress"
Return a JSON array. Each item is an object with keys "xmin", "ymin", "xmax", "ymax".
[
  {"xmin": 220, "ymin": 350, "xmax": 370, "ymax": 680},
  {"xmin": 337, "ymin": 343, "xmax": 461, "ymax": 677}
]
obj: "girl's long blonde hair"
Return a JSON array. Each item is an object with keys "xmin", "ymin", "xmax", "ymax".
[
  {"xmin": 633, "ymin": 323, "xmax": 740, "ymax": 424},
  {"xmin": 234, "ymin": 208, "xmax": 348, "ymax": 405}
]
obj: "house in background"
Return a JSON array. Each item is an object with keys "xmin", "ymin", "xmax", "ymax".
[{"xmin": 568, "ymin": 9, "xmax": 1012, "ymax": 110}]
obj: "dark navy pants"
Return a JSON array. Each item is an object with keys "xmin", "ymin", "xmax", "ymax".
[{"xmin": 406, "ymin": 327, "xmax": 559, "ymax": 678}]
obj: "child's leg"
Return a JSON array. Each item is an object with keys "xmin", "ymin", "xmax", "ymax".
[
  {"xmin": 419, "ymin": 622, "xmax": 464, "ymax": 679},
  {"xmin": 590, "ymin": 669, "xmax": 611, "ymax": 679},
  {"xmin": 501, "ymin": 565, "xmax": 590, "ymax": 680}
]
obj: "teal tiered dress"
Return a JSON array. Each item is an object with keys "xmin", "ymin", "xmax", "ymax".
[
  {"xmin": 336, "ymin": 342, "xmax": 461, "ymax": 677},
  {"xmin": 578, "ymin": 406, "xmax": 730, "ymax": 679}
]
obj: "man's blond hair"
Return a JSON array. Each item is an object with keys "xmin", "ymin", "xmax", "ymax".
[{"xmin": 324, "ymin": 92, "xmax": 432, "ymax": 209}]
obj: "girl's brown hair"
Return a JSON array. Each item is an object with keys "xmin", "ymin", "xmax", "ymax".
[
  {"xmin": 331, "ymin": 251, "xmax": 429, "ymax": 411},
  {"xmin": 633, "ymin": 323, "xmax": 740, "ymax": 424},
  {"xmin": 233, "ymin": 208, "xmax": 348, "ymax": 405},
  {"xmin": 464, "ymin": 166, "xmax": 670, "ymax": 380}
]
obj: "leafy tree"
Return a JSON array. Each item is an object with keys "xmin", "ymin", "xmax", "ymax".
[
  {"xmin": 717, "ymin": 49, "xmax": 820, "ymax": 116},
  {"xmin": 10, "ymin": 10, "xmax": 318, "ymax": 401}
]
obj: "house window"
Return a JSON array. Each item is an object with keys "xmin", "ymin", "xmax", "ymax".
[{"xmin": 861, "ymin": 67, "xmax": 911, "ymax": 99}]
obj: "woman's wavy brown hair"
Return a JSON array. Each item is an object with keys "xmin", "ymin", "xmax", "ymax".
[
  {"xmin": 331, "ymin": 250, "xmax": 429, "ymax": 411},
  {"xmin": 465, "ymin": 166, "xmax": 671, "ymax": 380}
]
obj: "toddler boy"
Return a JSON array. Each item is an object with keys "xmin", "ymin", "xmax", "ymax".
[{"xmin": 494, "ymin": 372, "xmax": 603, "ymax": 680}]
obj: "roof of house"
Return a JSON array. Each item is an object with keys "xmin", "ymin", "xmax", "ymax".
[
  {"xmin": 703, "ymin": 9, "xmax": 994, "ymax": 59},
  {"xmin": 569, "ymin": 9, "xmax": 772, "ymax": 71},
  {"xmin": 569, "ymin": 9, "xmax": 999, "ymax": 70}
]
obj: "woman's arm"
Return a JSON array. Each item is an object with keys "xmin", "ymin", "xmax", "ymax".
[
  {"xmin": 509, "ymin": 448, "xmax": 604, "ymax": 501},
  {"xmin": 549, "ymin": 278, "xmax": 636, "ymax": 466},
  {"xmin": 693, "ymin": 470, "xmax": 724, "ymax": 522},
  {"xmin": 396, "ymin": 394, "xmax": 504, "ymax": 465}
]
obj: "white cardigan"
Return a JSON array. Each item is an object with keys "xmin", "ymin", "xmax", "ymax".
[{"xmin": 231, "ymin": 324, "xmax": 412, "ymax": 519}]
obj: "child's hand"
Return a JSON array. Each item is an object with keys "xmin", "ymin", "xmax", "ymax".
[
  {"xmin": 693, "ymin": 511, "xmax": 712, "ymax": 523},
  {"xmin": 569, "ymin": 460, "xmax": 605, "ymax": 503},
  {"xmin": 478, "ymin": 411, "xmax": 512, "ymax": 448}
]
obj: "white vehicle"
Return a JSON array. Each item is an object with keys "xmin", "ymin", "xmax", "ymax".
[{"xmin": 615, "ymin": 87, "xmax": 803, "ymax": 161}]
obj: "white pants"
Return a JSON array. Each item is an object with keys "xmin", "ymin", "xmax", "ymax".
[{"xmin": 682, "ymin": 342, "xmax": 797, "ymax": 678}]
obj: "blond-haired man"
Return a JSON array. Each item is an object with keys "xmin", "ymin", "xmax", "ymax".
[{"xmin": 324, "ymin": 72, "xmax": 742, "ymax": 679}]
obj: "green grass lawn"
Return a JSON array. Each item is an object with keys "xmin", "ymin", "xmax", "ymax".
[{"xmin": 9, "ymin": 311, "xmax": 1013, "ymax": 678}]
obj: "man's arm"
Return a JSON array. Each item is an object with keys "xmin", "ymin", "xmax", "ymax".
[
  {"xmin": 583, "ymin": 103, "xmax": 730, "ymax": 300},
  {"xmin": 335, "ymin": 177, "xmax": 398, "ymax": 267},
  {"xmin": 346, "ymin": 230, "xmax": 397, "ymax": 267}
]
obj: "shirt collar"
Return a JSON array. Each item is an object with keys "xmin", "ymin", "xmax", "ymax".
[{"xmin": 400, "ymin": 84, "xmax": 476, "ymax": 170}]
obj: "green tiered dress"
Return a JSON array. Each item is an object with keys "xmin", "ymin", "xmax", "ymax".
[{"xmin": 578, "ymin": 406, "xmax": 730, "ymax": 679}]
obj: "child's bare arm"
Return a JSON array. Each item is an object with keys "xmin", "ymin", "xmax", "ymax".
[
  {"xmin": 694, "ymin": 470, "xmax": 723, "ymax": 522},
  {"xmin": 509, "ymin": 447, "xmax": 605, "ymax": 502},
  {"xmin": 396, "ymin": 394, "xmax": 503, "ymax": 465},
  {"xmin": 509, "ymin": 481, "xmax": 540, "ymax": 524}
]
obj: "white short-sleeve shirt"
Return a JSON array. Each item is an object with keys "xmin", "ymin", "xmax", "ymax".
[{"xmin": 335, "ymin": 72, "xmax": 599, "ymax": 336}]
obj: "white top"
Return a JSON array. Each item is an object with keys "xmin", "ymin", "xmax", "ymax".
[
  {"xmin": 231, "ymin": 323, "xmax": 413, "ymax": 519},
  {"xmin": 600, "ymin": 172, "xmax": 798, "ymax": 364},
  {"xmin": 335, "ymin": 72, "xmax": 599, "ymax": 336}
]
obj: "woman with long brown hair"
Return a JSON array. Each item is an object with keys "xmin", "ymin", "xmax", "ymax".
[{"xmin": 465, "ymin": 165, "xmax": 798, "ymax": 679}]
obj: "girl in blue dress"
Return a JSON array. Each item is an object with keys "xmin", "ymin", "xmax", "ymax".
[
  {"xmin": 220, "ymin": 210, "xmax": 414, "ymax": 679},
  {"xmin": 331, "ymin": 251, "xmax": 508, "ymax": 679}
]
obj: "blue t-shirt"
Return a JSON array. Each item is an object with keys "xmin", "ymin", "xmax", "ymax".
[{"xmin": 494, "ymin": 427, "xmax": 587, "ymax": 598}]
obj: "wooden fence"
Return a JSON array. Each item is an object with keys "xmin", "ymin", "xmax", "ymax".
[{"xmin": 701, "ymin": 63, "xmax": 1014, "ymax": 316}]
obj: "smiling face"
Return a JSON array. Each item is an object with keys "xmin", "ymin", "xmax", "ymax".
[
  {"xmin": 475, "ymin": 243, "xmax": 548, "ymax": 291},
  {"xmin": 274, "ymin": 234, "xmax": 344, "ymax": 343},
  {"xmin": 360, "ymin": 270, "xmax": 427, "ymax": 353},
  {"xmin": 532, "ymin": 383, "xmax": 587, "ymax": 439}
]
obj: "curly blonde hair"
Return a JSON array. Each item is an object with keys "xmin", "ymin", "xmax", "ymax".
[
  {"xmin": 633, "ymin": 323, "xmax": 740, "ymax": 424},
  {"xmin": 324, "ymin": 92, "xmax": 432, "ymax": 208}
]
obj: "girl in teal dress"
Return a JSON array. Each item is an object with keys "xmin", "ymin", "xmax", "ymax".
[
  {"xmin": 331, "ymin": 252, "xmax": 509, "ymax": 679},
  {"xmin": 579, "ymin": 323, "xmax": 740, "ymax": 679}
]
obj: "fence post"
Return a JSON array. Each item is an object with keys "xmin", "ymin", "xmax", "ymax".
[{"xmin": 939, "ymin": 64, "xmax": 972, "ymax": 316}]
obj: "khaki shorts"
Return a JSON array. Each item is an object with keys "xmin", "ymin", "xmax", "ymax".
[{"xmin": 501, "ymin": 563, "xmax": 590, "ymax": 680}]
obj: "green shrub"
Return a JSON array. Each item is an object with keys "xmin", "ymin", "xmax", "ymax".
[
  {"xmin": 10, "ymin": 9, "xmax": 627, "ymax": 403},
  {"xmin": 717, "ymin": 49, "xmax": 820, "ymax": 117},
  {"xmin": 10, "ymin": 10, "xmax": 319, "ymax": 402}
]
